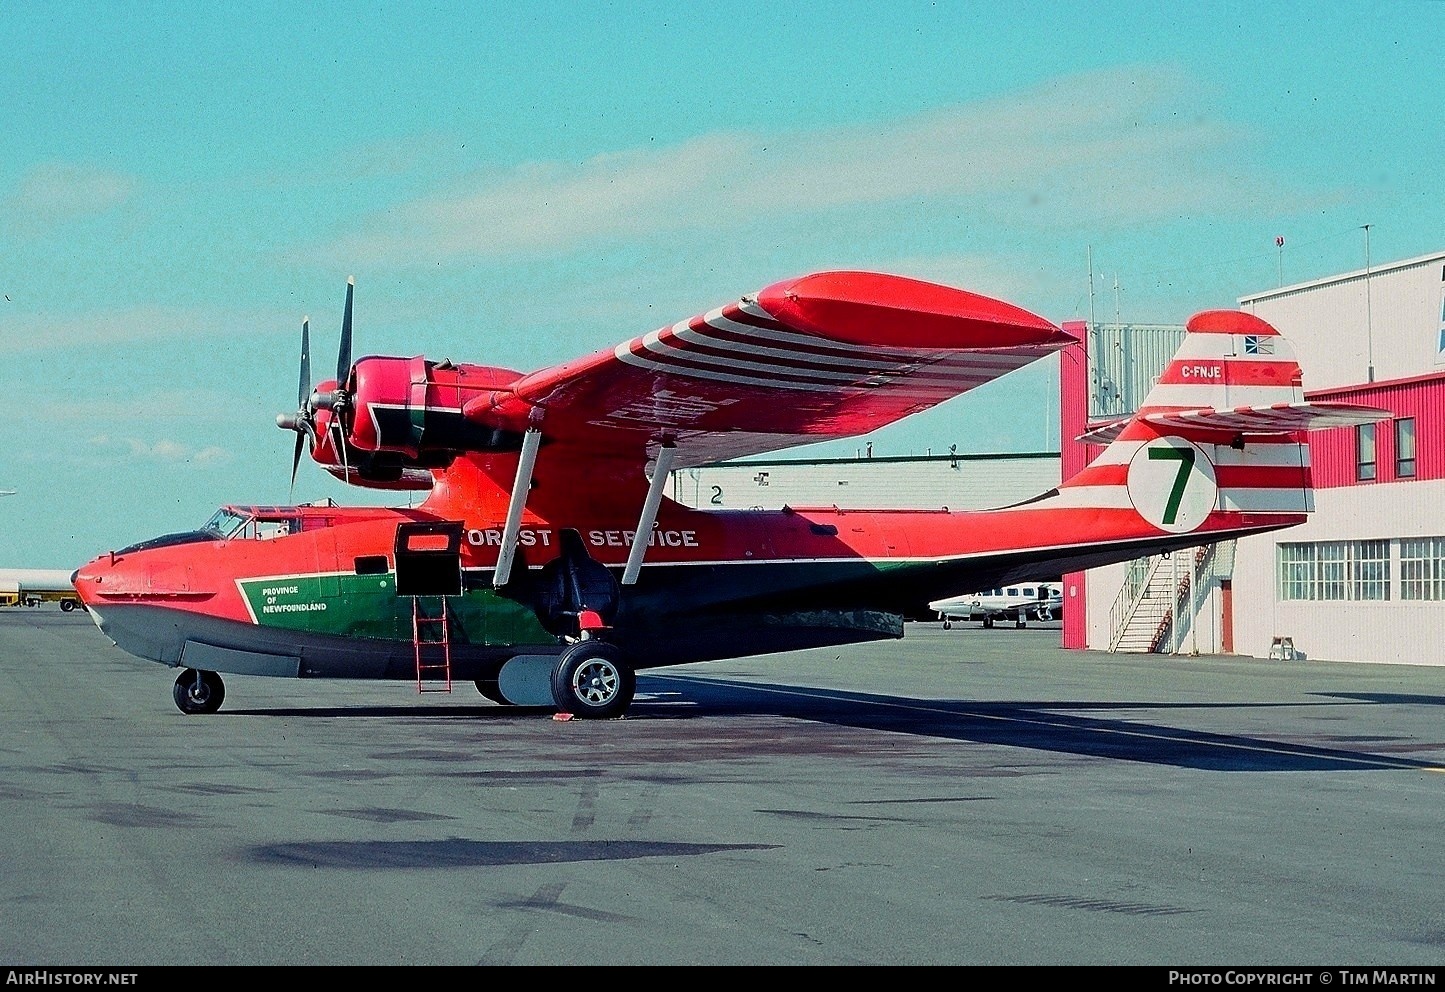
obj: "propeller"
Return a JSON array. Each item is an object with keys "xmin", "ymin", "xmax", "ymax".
[
  {"xmin": 277, "ymin": 316, "xmax": 314, "ymax": 495},
  {"xmin": 276, "ymin": 277, "xmax": 355, "ymax": 495},
  {"xmin": 307, "ymin": 277, "xmax": 355, "ymax": 482}
]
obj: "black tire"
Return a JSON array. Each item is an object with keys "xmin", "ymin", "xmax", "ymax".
[
  {"xmin": 474, "ymin": 678, "xmax": 514, "ymax": 705},
  {"xmin": 60, "ymin": 600, "xmax": 76, "ymax": 612},
  {"xmin": 173, "ymin": 669, "xmax": 225, "ymax": 715},
  {"xmin": 941, "ymin": 620, "xmax": 952, "ymax": 630},
  {"xmin": 551, "ymin": 640, "xmax": 635, "ymax": 719},
  {"xmin": 983, "ymin": 616, "xmax": 994, "ymax": 629}
]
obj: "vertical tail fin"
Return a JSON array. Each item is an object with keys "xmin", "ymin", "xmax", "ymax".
[{"xmin": 1063, "ymin": 310, "xmax": 1388, "ymax": 532}]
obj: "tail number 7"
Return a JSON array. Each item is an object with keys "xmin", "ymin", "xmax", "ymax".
[
  {"xmin": 1126, "ymin": 437, "xmax": 1217, "ymax": 533},
  {"xmin": 1148, "ymin": 446, "xmax": 1195, "ymax": 526}
]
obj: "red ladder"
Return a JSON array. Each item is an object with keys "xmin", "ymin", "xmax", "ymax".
[{"xmin": 412, "ymin": 597, "xmax": 453, "ymax": 693}]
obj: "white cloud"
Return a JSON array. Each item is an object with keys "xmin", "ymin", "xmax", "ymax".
[
  {"xmin": 0, "ymin": 304, "xmax": 290, "ymax": 353},
  {"xmin": 865, "ymin": 253, "xmax": 1055, "ymax": 309},
  {"xmin": 2, "ymin": 162, "xmax": 137, "ymax": 227},
  {"xmin": 0, "ymin": 305, "xmax": 192, "ymax": 352},
  {"xmin": 88, "ymin": 434, "xmax": 234, "ymax": 466},
  {"xmin": 325, "ymin": 64, "xmax": 1300, "ymax": 267},
  {"xmin": 193, "ymin": 446, "xmax": 231, "ymax": 464}
]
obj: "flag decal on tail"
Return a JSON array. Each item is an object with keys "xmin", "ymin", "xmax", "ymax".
[{"xmin": 1126, "ymin": 437, "xmax": 1217, "ymax": 533}]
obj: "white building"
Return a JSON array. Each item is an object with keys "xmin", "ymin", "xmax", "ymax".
[
  {"xmin": 1230, "ymin": 249, "xmax": 1445, "ymax": 665},
  {"xmin": 670, "ymin": 451, "xmax": 1059, "ymax": 513},
  {"xmin": 1075, "ymin": 249, "xmax": 1445, "ymax": 664}
]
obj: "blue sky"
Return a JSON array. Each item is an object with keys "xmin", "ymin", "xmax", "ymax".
[{"xmin": 2, "ymin": 1, "xmax": 1441, "ymax": 568}]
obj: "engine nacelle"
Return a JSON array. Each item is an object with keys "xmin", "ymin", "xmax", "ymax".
[
  {"xmin": 346, "ymin": 356, "xmax": 426, "ymax": 457},
  {"xmin": 344, "ymin": 356, "xmax": 525, "ymax": 459}
]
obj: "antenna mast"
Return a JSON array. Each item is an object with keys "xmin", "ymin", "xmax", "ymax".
[{"xmin": 1362, "ymin": 224, "xmax": 1375, "ymax": 383}]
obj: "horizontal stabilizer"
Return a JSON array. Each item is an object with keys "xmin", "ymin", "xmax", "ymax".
[{"xmin": 1077, "ymin": 401, "xmax": 1389, "ymax": 445}]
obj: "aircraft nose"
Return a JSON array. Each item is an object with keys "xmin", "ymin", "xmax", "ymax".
[
  {"xmin": 72, "ymin": 553, "xmax": 155, "ymax": 600},
  {"xmin": 71, "ymin": 558, "xmax": 114, "ymax": 630},
  {"xmin": 72, "ymin": 557, "xmax": 114, "ymax": 606},
  {"xmin": 73, "ymin": 550, "xmax": 214, "ymax": 601}
]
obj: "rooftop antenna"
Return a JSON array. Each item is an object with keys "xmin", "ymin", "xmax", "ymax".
[
  {"xmin": 1276, "ymin": 235, "xmax": 1285, "ymax": 287},
  {"xmin": 1088, "ymin": 246, "xmax": 1096, "ymax": 326},
  {"xmin": 1112, "ymin": 273, "xmax": 1121, "ymax": 330},
  {"xmin": 1362, "ymin": 224, "xmax": 1375, "ymax": 383}
]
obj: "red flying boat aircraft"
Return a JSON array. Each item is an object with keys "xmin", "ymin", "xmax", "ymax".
[{"xmin": 73, "ymin": 271, "xmax": 1386, "ymax": 719}]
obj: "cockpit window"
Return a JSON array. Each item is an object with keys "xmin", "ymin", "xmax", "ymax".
[
  {"xmin": 201, "ymin": 508, "xmax": 250, "ymax": 539},
  {"xmin": 200, "ymin": 508, "xmax": 297, "ymax": 541},
  {"xmin": 245, "ymin": 519, "xmax": 294, "ymax": 540}
]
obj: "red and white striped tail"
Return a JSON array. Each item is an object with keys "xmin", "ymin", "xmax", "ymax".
[{"xmin": 1060, "ymin": 310, "xmax": 1388, "ymax": 530}]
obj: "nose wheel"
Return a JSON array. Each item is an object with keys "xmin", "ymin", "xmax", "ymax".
[{"xmin": 173, "ymin": 669, "xmax": 226, "ymax": 715}]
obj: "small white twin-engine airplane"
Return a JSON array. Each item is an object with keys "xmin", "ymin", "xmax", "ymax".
[{"xmin": 930, "ymin": 582, "xmax": 1064, "ymax": 629}]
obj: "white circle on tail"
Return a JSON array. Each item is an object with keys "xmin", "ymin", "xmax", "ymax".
[{"xmin": 1125, "ymin": 436, "xmax": 1217, "ymax": 533}]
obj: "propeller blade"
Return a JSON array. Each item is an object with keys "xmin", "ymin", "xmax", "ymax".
[
  {"xmin": 336, "ymin": 276, "xmax": 354, "ymax": 384},
  {"xmin": 290, "ymin": 432, "xmax": 305, "ymax": 496},
  {"xmin": 297, "ymin": 317, "xmax": 311, "ymax": 408},
  {"xmin": 333, "ymin": 420, "xmax": 350, "ymax": 481}
]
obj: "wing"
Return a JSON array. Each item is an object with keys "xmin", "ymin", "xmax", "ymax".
[{"xmin": 465, "ymin": 271, "xmax": 1073, "ymax": 471}]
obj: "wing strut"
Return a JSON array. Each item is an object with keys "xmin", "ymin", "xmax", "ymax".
[
  {"xmin": 493, "ymin": 428, "xmax": 542, "ymax": 589},
  {"xmin": 621, "ymin": 444, "xmax": 677, "ymax": 586}
]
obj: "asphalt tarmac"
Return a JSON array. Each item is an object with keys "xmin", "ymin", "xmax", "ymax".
[{"xmin": 2, "ymin": 607, "xmax": 1443, "ymax": 967}]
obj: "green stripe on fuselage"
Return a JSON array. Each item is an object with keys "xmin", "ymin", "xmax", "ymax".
[
  {"xmin": 238, "ymin": 555, "xmax": 986, "ymax": 645},
  {"xmin": 239, "ymin": 572, "xmax": 554, "ymax": 645}
]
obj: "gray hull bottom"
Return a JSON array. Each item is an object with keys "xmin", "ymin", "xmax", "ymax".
[{"xmin": 86, "ymin": 602, "xmax": 904, "ymax": 684}]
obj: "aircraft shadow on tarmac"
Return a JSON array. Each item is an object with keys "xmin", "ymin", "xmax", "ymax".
[
  {"xmin": 250, "ymin": 837, "xmax": 778, "ymax": 871},
  {"xmin": 222, "ymin": 672, "xmax": 1445, "ymax": 775}
]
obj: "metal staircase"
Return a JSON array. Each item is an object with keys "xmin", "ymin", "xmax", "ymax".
[
  {"xmin": 411, "ymin": 596, "xmax": 453, "ymax": 693},
  {"xmin": 1109, "ymin": 555, "xmax": 1177, "ymax": 653},
  {"xmin": 1108, "ymin": 543, "xmax": 1223, "ymax": 653}
]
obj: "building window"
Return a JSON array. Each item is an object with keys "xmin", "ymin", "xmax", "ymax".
[
  {"xmin": 1400, "ymin": 538, "xmax": 1445, "ymax": 600},
  {"xmin": 1351, "ymin": 539, "xmax": 1390, "ymax": 600},
  {"xmin": 1395, "ymin": 418, "xmax": 1416, "ymax": 478},
  {"xmin": 1318, "ymin": 542, "xmax": 1348, "ymax": 600},
  {"xmin": 1278, "ymin": 543, "xmax": 1316, "ymax": 600},
  {"xmin": 1277, "ymin": 540, "xmax": 1390, "ymax": 601},
  {"xmin": 1356, "ymin": 423, "xmax": 1376, "ymax": 481}
]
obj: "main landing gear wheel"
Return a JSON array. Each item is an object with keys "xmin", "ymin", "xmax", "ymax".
[
  {"xmin": 551, "ymin": 640, "xmax": 635, "ymax": 720},
  {"xmin": 173, "ymin": 669, "xmax": 225, "ymax": 715}
]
